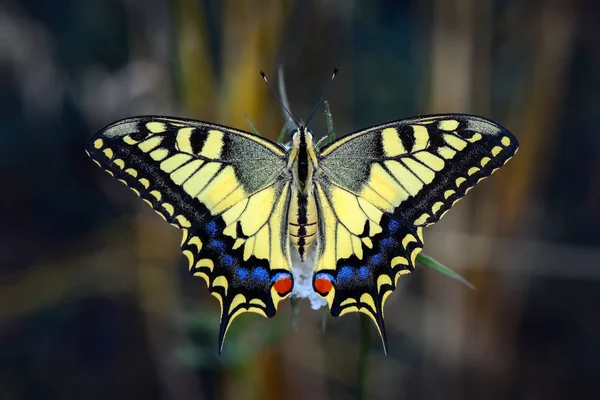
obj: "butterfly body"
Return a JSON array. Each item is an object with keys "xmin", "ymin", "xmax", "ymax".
[
  {"xmin": 288, "ymin": 127, "xmax": 319, "ymax": 260},
  {"xmin": 86, "ymin": 113, "xmax": 518, "ymax": 353}
]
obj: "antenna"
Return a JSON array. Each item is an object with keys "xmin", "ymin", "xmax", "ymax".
[
  {"xmin": 260, "ymin": 71, "xmax": 300, "ymax": 129},
  {"xmin": 305, "ymin": 67, "xmax": 339, "ymax": 127}
]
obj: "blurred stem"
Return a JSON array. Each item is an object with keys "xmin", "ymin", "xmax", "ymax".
[
  {"xmin": 320, "ymin": 307, "xmax": 328, "ymax": 331},
  {"xmin": 290, "ymin": 296, "xmax": 298, "ymax": 331},
  {"xmin": 277, "ymin": 65, "xmax": 296, "ymax": 134},
  {"xmin": 324, "ymin": 101, "xmax": 336, "ymax": 144},
  {"xmin": 277, "ymin": 123, "xmax": 288, "ymax": 144},
  {"xmin": 173, "ymin": 0, "xmax": 215, "ymax": 118},
  {"xmin": 244, "ymin": 115, "xmax": 261, "ymax": 135},
  {"xmin": 417, "ymin": 253, "xmax": 475, "ymax": 290},
  {"xmin": 357, "ymin": 314, "xmax": 371, "ymax": 400}
]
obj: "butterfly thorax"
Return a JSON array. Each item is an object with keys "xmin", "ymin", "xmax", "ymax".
[{"xmin": 288, "ymin": 127, "xmax": 319, "ymax": 261}]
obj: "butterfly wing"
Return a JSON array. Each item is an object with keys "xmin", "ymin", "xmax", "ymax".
[
  {"xmin": 314, "ymin": 114, "xmax": 518, "ymax": 352},
  {"xmin": 86, "ymin": 116, "xmax": 294, "ymax": 351}
]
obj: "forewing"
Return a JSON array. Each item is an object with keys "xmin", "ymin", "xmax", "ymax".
[
  {"xmin": 314, "ymin": 114, "xmax": 518, "ymax": 351},
  {"xmin": 86, "ymin": 116, "xmax": 293, "ymax": 351}
]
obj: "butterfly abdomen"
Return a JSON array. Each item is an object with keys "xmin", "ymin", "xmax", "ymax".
[{"xmin": 288, "ymin": 188, "xmax": 318, "ymax": 260}]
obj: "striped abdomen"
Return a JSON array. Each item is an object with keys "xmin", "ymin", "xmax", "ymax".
[{"xmin": 288, "ymin": 188, "xmax": 317, "ymax": 261}]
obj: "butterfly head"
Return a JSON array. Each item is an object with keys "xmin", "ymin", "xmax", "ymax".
[{"xmin": 291, "ymin": 125, "xmax": 314, "ymax": 146}]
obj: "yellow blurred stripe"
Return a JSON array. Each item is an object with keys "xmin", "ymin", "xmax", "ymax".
[{"xmin": 173, "ymin": 0, "xmax": 216, "ymax": 118}]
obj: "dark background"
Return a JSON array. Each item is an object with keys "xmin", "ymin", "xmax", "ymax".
[{"xmin": 1, "ymin": 0, "xmax": 599, "ymax": 399}]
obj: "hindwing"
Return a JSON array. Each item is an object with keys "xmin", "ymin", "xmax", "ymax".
[
  {"xmin": 181, "ymin": 179, "xmax": 294, "ymax": 349},
  {"xmin": 314, "ymin": 114, "xmax": 518, "ymax": 351},
  {"xmin": 313, "ymin": 177, "xmax": 423, "ymax": 349},
  {"xmin": 86, "ymin": 116, "xmax": 293, "ymax": 351}
]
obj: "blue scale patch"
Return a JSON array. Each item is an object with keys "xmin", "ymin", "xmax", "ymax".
[
  {"xmin": 337, "ymin": 266, "xmax": 354, "ymax": 282},
  {"xmin": 369, "ymin": 254, "xmax": 383, "ymax": 265},
  {"xmin": 208, "ymin": 239, "xmax": 226, "ymax": 252},
  {"xmin": 205, "ymin": 221, "xmax": 218, "ymax": 237},
  {"xmin": 272, "ymin": 271, "xmax": 293, "ymax": 283},
  {"xmin": 357, "ymin": 266, "xmax": 370, "ymax": 280},
  {"xmin": 236, "ymin": 268, "xmax": 249, "ymax": 280},
  {"xmin": 388, "ymin": 219, "xmax": 400, "ymax": 234},
  {"xmin": 251, "ymin": 267, "xmax": 270, "ymax": 283},
  {"xmin": 222, "ymin": 254, "xmax": 237, "ymax": 268},
  {"xmin": 379, "ymin": 237, "xmax": 395, "ymax": 251}
]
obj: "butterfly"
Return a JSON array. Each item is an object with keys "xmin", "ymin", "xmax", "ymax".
[{"xmin": 86, "ymin": 71, "xmax": 518, "ymax": 354}]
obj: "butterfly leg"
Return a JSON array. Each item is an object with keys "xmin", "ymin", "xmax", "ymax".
[
  {"xmin": 315, "ymin": 101, "xmax": 336, "ymax": 149},
  {"xmin": 314, "ymin": 136, "xmax": 328, "ymax": 149},
  {"xmin": 324, "ymin": 100, "xmax": 336, "ymax": 144}
]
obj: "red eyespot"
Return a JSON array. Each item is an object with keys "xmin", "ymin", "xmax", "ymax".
[
  {"xmin": 273, "ymin": 275, "xmax": 292, "ymax": 295},
  {"xmin": 314, "ymin": 276, "xmax": 333, "ymax": 295}
]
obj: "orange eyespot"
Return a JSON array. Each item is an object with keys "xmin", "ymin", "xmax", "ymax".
[
  {"xmin": 314, "ymin": 276, "xmax": 333, "ymax": 295},
  {"xmin": 273, "ymin": 275, "xmax": 293, "ymax": 295}
]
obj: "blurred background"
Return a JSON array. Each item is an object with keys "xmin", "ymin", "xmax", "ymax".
[{"xmin": 1, "ymin": 0, "xmax": 599, "ymax": 399}]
